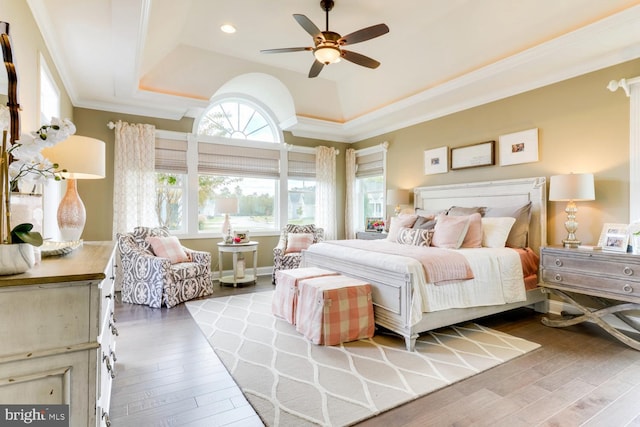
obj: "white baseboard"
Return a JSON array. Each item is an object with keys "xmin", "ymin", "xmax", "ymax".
[{"xmin": 547, "ymin": 299, "xmax": 640, "ymax": 334}]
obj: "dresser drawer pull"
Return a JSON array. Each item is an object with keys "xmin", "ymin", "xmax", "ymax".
[
  {"xmin": 109, "ymin": 322, "xmax": 119, "ymax": 337},
  {"xmin": 554, "ymin": 258, "xmax": 563, "ymax": 267},
  {"xmin": 623, "ymin": 284, "xmax": 634, "ymax": 293},
  {"xmin": 623, "ymin": 267, "xmax": 634, "ymax": 276},
  {"xmin": 554, "ymin": 274, "xmax": 562, "ymax": 282},
  {"xmin": 103, "ymin": 354, "xmax": 116, "ymax": 379}
]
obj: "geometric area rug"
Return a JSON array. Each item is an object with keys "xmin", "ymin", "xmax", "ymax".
[{"xmin": 186, "ymin": 291, "xmax": 540, "ymax": 427}]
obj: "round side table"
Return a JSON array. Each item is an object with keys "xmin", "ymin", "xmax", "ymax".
[{"xmin": 217, "ymin": 241, "xmax": 259, "ymax": 287}]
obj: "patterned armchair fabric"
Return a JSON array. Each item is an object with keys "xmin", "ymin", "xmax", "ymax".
[
  {"xmin": 117, "ymin": 226, "xmax": 213, "ymax": 308},
  {"xmin": 272, "ymin": 224, "xmax": 325, "ymax": 285}
]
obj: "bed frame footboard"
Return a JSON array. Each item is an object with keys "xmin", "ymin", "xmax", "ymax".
[{"xmin": 302, "ymin": 250, "xmax": 548, "ymax": 351}]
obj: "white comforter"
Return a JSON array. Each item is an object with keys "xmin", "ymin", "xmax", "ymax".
[{"xmin": 303, "ymin": 241, "xmax": 526, "ymax": 326}]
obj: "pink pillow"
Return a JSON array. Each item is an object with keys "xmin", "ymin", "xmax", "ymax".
[
  {"xmin": 386, "ymin": 214, "xmax": 418, "ymax": 242},
  {"xmin": 285, "ymin": 233, "xmax": 314, "ymax": 254},
  {"xmin": 431, "ymin": 214, "xmax": 471, "ymax": 249},
  {"xmin": 461, "ymin": 213, "xmax": 482, "ymax": 248},
  {"xmin": 146, "ymin": 236, "xmax": 189, "ymax": 264}
]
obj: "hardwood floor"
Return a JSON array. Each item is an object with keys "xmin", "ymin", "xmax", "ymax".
[{"xmin": 111, "ymin": 277, "xmax": 640, "ymax": 426}]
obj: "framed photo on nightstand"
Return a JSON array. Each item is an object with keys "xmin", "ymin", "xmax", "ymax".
[{"xmin": 598, "ymin": 223, "xmax": 629, "ymax": 252}]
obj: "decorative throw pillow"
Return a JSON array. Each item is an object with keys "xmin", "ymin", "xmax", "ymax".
[
  {"xmin": 431, "ymin": 214, "xmax": 471, "ymax": 249},
  {"xmin": 145, "ymin": 236, "xmax": 189, "ymax": 264},
  {"xmin": 460, "ymin": 212, "xmax": 483, "ymax": 248},
  {"xmin": 396, "ymin": 227, "xmax": 432, "ymax": 247},
  {"xmin": 285, "ymin": 233, "xmax": 314, "ymax": 254},
  {"xmin": 412, "ymin": 214, "xmax": 436, "ymax": 230},
  {"xmin": 481, "ymin": 217, "xmax": 517, "ymax": 248},
  {"xmin": 447, "ymin": 206, "xmax": 487, "ymax": 217},
  {"xmin": 386, "ymin": 214, "xmax": 418, "ymax": 242},
  {"xmin": 484, "ymin": 202, "xmax": 532, "ymax": 248}
]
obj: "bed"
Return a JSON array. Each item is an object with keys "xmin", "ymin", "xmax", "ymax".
[{"xmin": 301, "ymin": 177, "xmax": 549, "ymax": 351}]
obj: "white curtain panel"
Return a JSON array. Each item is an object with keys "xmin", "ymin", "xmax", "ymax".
[
  {"xmin": 345, "ymin": 148, "xmax": 357, "ymax": 239},
  {"xmin": 315, "ymin": 146, "xmax": 337, "ymax": 240},
  {"xmin": 112, "ymin": 120, "xmax": 157, "ymax": 237}
]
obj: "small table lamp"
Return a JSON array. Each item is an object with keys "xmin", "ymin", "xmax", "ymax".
[
  {"xmin": 387, "ymin": 189, "xmax": 409, "ymax": 216},
  {"xmin": 215, "ymin": 198, "xmax": 238, "ymax": 241},
  {"xmin": 42, "ymin": 135, "xmax": 106, "ymax": 241},
  {"xmin": 549, "ymin": 173, "xmax": 595, "ymax": 248}
]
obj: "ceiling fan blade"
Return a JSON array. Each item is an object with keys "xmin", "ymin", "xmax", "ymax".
[
  {"xmin": 308, "ymin": 60, "xmax": 324, "ymax": 78},
  {"xmin": 293, "ymin": 14, "xmax": 322, "ymax": 39},
  {"xmin": 260, "ymin": 47, "xmax": 312, "ymax": 54},
  {"xmin": 339, "ymin": 23, "xmax": 389, "ymax": 46},
  {"xmin": 341, "ymin": 50, "xmax": 381, "ymax": 69}
]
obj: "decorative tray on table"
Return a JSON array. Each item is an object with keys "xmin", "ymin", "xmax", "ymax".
[{"xmin": 40, "ymin": 240, "xmax": 83, "ymax": 257}]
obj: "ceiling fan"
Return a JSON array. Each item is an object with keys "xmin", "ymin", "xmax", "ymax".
[{"xmin": 260, "ymin": 0, "xmax": 389, "ymax": 78}]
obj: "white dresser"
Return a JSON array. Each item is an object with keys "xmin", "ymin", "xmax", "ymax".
[{"xmin": 0, "ymin": 242, "xmax": 117, "ymax": 427}]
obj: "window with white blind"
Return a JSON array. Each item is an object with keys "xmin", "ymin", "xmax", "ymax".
[
  {"xmin": 355, "ymin": 148, "xmax": 386, "ymax": 230},
  {"xmin": 287, "ymin": 151, "xmax": 316, "ymax": 225},
  {"xmin": 154, "ymin": 137, "xmax": 188, "ymax": 232},
  {"xmin": 197, "ymin": 140, "xmax": 281, "ymax": 232}
]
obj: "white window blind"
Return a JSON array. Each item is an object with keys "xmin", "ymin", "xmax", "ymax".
[
  {"xmin": 355, "ymin": 151, "xmax": 384, "ymax": 177},
  {"xmin": 198, "ymin": 142, "xmax": 280, "ymax": 178},
  {"xmin": 155, "ymin": 138, "xmax": 188, "ymax": 172},
  {"xmin": 288, "ymin": 151, "xmax": 316, "ymax": 179}
]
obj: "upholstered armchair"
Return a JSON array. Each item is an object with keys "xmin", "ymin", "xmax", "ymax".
[
  {"xmin": 117, "ymin": 226, "xmax": 213, "ymax": 308},
  {"xmin": 272, "ymin": 224, "xmax": 325, "ymax": 285}
]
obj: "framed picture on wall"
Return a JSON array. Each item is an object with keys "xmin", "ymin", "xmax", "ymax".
[
  {"xmin": 424, "ymin": 146, "xmax": 448, "ymax": 175},
  {"xmin": 499, "ymin": 128, "xmax": 539, "ymax": 166},
  {"xmin": 450, "ymin": 140, "xmax": 495, "ymax": 170}
]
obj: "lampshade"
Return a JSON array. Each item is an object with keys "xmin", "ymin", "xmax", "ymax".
[
  {"xmin": 215, "ymin": 198, "xmax": 239, "ymax": 215},
  {"xmin": 42, "ymin": 135, "xmax": 106, "ymax": 179},
  {"xmin": 314, "ymin": 45, "xmax": 341, "ymax": 64},
  {"xmin": 386, "ymin": 189, "xmax": 409, "ymax": 206},
  {"xmin": 41, "ymin": 135, "xmax": 106, "ymax": 241},
  {"xmin": 549, "ymin": 173, "xmax": 595, "ymax": 201}
]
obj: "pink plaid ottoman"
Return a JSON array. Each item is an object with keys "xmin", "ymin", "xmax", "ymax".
[
  {"xmin": 272, "ymin": 267, "xmax": 338, "ymax": 325},
  {"xmin": 295, "ymin": 275, "xmax": 375, "ymax": 346}
]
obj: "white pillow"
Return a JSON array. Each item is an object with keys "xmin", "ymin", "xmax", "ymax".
[
  {"xmin": 386, "ymin": 214, "xmax": 418, "ymax": 242},
  {"xmin": 481, "ymin": 217, "xmax": 517, "ymax": 248}
]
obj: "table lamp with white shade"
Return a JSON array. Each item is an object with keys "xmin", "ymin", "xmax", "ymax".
[
  {"xmin": 215, "ymin": 198, "xmax": 238, "ymax": 242},
  {"xmin": 42, "ymin": 135, "xmax": 106, "ymax": 241},
  {"xmin": 387, "ymin": 189, "xmax": 409, "ymax": 216},
  {"xmin": 549, "ymin": 173, "xmax": 595, "ymax": 248}
]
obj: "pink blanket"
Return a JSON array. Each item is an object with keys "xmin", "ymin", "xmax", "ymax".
[{"xmin": 322, "ymin": 240, "xmax": 474, "ymax": 284}]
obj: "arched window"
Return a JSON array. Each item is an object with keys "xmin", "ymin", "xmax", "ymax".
[{"xmin": 197, "ymin": 98, "xmax": 280, "ymax": 142}]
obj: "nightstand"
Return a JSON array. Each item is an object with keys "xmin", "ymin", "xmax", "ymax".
[
  {"xmin": 356, "ymin": 231, "xmax": 387, "ymax": 240},
  {"xmin": 539, "ymin": 246, "xmax": 640, "ymax": 350}
]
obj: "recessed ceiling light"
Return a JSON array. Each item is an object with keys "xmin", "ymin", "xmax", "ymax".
[{"xmin": 220, "ymin": 24, "xmax": 236, "ymax": 34}]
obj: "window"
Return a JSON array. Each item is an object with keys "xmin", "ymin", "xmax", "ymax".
[
  {"xmin": 287, "ymin": 151, "xmax": 316, "ymax": 225},
  {"xmin": 197, "ymin": 100, "xmax": 277, "ymax": 142},
  {"xmin": 153, "ymin": 97, "xmax": 316, "ymax": 236},
  {"xmin": 39, "ymin": 54, "xmax": 60, "ymax": 124},
  {"xmin": 154, "ymin": 137, "xmax": 187, "ymax": 232},
  {"xmin": 354, "ymin": 148, "xmax": 386, "ymax": 230}
]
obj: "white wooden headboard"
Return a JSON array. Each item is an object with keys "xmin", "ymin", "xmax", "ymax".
[{"xmin": 414, "ymin": 177, "xmax": 547, "ymax": 254}]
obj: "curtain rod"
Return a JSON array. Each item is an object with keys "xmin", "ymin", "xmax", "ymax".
[{"xmin": 107, "ymin": 121, "xmax": 115, "ymax": 129}]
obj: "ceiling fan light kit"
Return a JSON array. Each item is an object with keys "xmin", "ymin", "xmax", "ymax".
[{"xmin": 261, "ymin": 0, "xmax": 389, "ymax": 78}]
